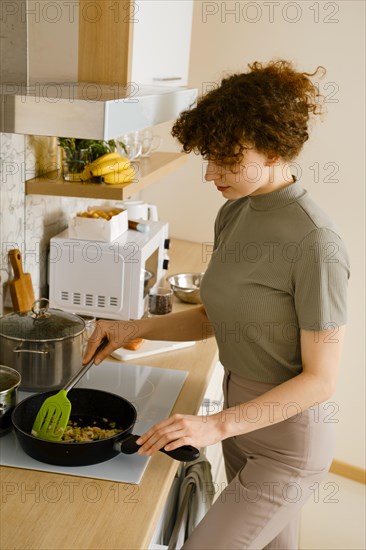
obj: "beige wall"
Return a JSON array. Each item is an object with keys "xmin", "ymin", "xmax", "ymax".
[{"xmin": 141, "ymin": 1, "xmax": 365, "ymax": 469}]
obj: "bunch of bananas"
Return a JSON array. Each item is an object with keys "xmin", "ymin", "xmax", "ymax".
[{"xmin": 81, "ymin": 152, "xmax": 135, "ymax": 185}]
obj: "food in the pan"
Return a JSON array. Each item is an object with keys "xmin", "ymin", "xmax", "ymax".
[{"xmin": 61, "ymin": 418, "xmax": 123, "ymax": 442}]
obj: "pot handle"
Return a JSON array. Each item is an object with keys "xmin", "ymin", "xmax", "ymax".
[
  {"xmin": 31, "ymin": 298, "xmax": 50, "ymax": 319},
  {"xmin": 114, "ymin": 433, "xmax": 200, "ymax": 462},
  {"xmin": 13, "ymin": 342, "xmax": 49, "ymax": 355}
]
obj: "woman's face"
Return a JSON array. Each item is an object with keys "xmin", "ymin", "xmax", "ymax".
[{"xmin": 204, "ymin": 148, "xmax": 286, "ymax": 199}]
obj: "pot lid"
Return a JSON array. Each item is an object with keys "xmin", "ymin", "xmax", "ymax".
[{"xmin": 0, "ymin": 299, "xmax": 85, "ymax": 342}]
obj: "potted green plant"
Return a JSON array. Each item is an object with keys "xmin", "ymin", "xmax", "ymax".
[{"xmin": 58, "ymin": 138, "xmax": 126, "ymax": 182}]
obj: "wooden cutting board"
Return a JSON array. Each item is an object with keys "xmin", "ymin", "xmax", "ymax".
[{"xmin": 8, "ymin": 249, "xmax": 35, "ymax": 312}]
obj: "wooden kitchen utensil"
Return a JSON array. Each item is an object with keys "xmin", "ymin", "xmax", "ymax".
[
  {"xmin": 31, "ymin": 340, "xmax": 107, "ymax": 442},
  {"xmin": 8, "ymin": 249, "xmax": 35, "ymax": 312}
]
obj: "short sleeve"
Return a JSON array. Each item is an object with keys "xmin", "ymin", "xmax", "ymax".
[{"xmin": 290, "ymin": 228, "xmax": 350, "ymax": 331}]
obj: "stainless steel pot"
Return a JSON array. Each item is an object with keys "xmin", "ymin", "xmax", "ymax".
[
  {"xmin": 0, "ymin": 365, "xmax": 21, "ymax": 435},
  {"xmin": 0, "ymin": 299, "xmax": 85, "ymax": 392}
]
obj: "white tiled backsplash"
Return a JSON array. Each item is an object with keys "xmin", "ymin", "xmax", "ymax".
[{"xmin": 0, "ymin": 133, "xmax": 114, "ymax": 313}]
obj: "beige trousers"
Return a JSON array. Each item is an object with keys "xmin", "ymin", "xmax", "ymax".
[{"xmin": 182, "ymin": 370, "xmax": 335, "ymax": 550}]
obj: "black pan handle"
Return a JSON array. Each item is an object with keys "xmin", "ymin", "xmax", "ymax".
[{"xmin": 114, "ymin": 433, "xmax": 200, "ymax": 462}]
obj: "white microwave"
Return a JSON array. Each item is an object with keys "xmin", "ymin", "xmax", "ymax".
[{"xmin": 48, "ymin": 221, "xmax": 169, "ymax": 320}]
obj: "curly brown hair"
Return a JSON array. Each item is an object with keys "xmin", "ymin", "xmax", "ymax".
[{"xmin": 171, "ymin": 59, "xmax": 326, "ymax": 166}]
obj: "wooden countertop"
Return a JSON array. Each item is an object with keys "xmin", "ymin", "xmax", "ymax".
[{"xmin": 0, "ymin": 239, "xmax": 218, "ymax": 550}]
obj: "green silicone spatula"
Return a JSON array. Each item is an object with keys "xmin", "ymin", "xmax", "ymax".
[{"xmin": 31, "ymin": 340, "xmax": 107, "ymax": 441}]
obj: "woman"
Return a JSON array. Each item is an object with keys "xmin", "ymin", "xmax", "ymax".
[{"xmin": 84, "ymin": 60, "xmax": 350, "ymax": 549}]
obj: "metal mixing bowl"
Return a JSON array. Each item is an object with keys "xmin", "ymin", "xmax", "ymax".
[{"xmin": 166, "ymin": 273, "xmax": 204, "ymax": 304}]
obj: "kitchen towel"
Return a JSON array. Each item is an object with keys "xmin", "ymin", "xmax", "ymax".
[{"xmin": 156, "ymin": 453, "xmax": 215, "ymax": 549}]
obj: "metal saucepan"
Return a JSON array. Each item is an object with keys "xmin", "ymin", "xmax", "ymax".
[
  {"xmin": 0, "ymin": 366, "xmax": 21, "ymax": 436},
  {"xmin": 11, "ymin": 388, "xmax": 199, "ymax": 465}
]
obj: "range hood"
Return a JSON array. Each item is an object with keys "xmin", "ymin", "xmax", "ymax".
[
  {"xmin": 0, "ymin": 0, "xmax": 197, "ymax": 139},
  {"xmin": 0, "ymin": 82, "xmax": 197, "ymax": 140}
]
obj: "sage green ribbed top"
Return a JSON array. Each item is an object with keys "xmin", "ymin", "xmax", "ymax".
[{"xmin": 200, "ymin": 179, "xmax": 350, "ymax": 383}]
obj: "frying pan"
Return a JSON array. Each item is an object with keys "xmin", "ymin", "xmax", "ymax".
[{"xmin": 11, "ymin": 388, "xmax": 199, "ymax": 466}]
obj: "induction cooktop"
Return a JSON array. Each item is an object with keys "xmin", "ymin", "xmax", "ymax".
[{"xmin": 0, "ymin": 362, "xmax": 188, "ymax": 484}]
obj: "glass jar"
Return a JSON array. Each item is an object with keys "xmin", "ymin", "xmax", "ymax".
[{"xmin": 61, "ymin": 148, "xmax": 89, "ymax": 182}]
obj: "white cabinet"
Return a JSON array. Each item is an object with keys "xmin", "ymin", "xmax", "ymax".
[
  {"xmin": 149, "ymin": 362, "xmax": 225, "ymax": 549},
  {"xmin": 199, "ymin": 361, "xmax": 225, "ymax": 486},
  {"xmin": 130, "ymin": 0, "xmax": 194, "ymax": 87}
]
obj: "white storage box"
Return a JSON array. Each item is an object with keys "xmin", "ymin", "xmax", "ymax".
[{"xmin": 68, "ymin": 206, "xmax": 128, "ymax": 242}]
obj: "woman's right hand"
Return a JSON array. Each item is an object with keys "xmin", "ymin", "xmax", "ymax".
[{"xmin": 82, "ymin": 319, "xmax": 141, "ymax": 365}]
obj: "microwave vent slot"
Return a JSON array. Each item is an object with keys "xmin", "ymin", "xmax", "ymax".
[
  {"xmin": 85, "ymin": 294, "xmax": 94, "ymax": 307},
  {"xmin": 56, "ymin": 291, "xmax": 119, "ymax": 310},
  {"xmin": 73, "ymin": 292, "xmax": 81, "ymax": 305},
  {"xmin": 97, "ymin": 296, "xmax": 106, "ymax": 308}
]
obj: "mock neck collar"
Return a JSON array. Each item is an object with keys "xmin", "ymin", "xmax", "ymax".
[{"xmin": 247, "ymin": 177, "xmax": 306, "ymax": 211}]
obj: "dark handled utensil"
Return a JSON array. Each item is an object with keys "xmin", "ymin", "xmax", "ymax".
[{"xmin": 31, "ymin": 340, "xmax": 107, "ymax": 441}]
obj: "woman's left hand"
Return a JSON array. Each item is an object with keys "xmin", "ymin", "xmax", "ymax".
[{"xmin": 135, "ymin": 413, "xmax": 225, "ymax": 456}]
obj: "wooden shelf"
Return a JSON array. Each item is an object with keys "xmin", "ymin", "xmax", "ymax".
[{"xmin": 25, "ymin": 152, "xmax": 187, "ymax": 200}]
